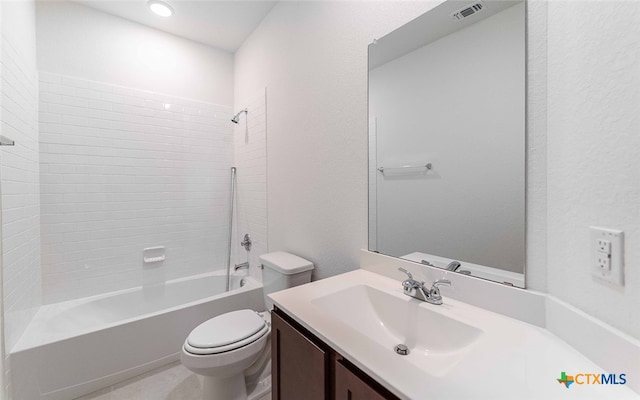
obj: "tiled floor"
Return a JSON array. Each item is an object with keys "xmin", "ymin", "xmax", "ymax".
[
  {"xmin": 76, "ymin": 362, "xmax": 203, "ymax": 400},
  {"xmin": 76, "ymin": 361, "xmax": 272, "ymax": 400}
]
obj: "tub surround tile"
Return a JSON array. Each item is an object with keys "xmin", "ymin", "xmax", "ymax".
[
  {"xmin": 38, "ymin": 72, "xmax": 234, "ymax": 304},
  {"xmin": 1, "ymin": 31, "xmax": 42, "ymax": 398}
]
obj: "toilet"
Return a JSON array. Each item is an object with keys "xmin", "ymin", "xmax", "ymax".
[{"xmin": 180, "ymin": 251, "xmax": 314, "ymax": 400}]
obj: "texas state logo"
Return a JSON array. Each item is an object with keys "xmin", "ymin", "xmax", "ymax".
[
  {"xmin": 557, "ymin": 372, "xmax": 575, "ymax": 388},
  {"xmin": 557, "ymin": 371, "xmax": 626, "ymax": 389}
]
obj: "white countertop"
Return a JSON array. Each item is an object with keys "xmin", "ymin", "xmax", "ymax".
[{"xmin": 270, "ymin": 269, "xmax": 639, "ymax": 400}]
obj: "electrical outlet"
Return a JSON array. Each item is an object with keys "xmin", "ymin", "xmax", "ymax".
[
  {"xmin": 596, "ymin": 252, "xmax": 610, "ymax": 270},
  {"xmin": 596, "ymin": 239, "xmax": 611, "ymax": 254},
  {"xmin": 590, "ymin": 227, "xmax": 624, "ymax": 285}
]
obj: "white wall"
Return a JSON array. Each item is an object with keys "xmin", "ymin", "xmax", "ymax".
[
  {"xmin": 235, "ymin": 1, "xmax": 441, "ymax": 280},
  {"xmin": 0, "ymin": 2, "xmax": 40, "ymax": 397},
  {"xmin": 369, "ymin": 3, "xmax": 525, "ymax": 273},
  {"xmin": 1, "ymin": 0, "xmax": 37, "ymax": 68},
  {"xmin": 236, "ymin": 0, "xmax": 639, "ymax": 341},
  {"xmin": 39, "ymin": 72, "xmax": 233, "ymax": 304},
  {"xmin": 524, "ymin": 0, "xmax": 549, "ymax": 295},
  {"xmin": 546, "ymin": 1, "xmax": 640, "ymax": 339},
  {"xmin": 36, "ymin": 1, "xmax": 233, "ymax": 105}
]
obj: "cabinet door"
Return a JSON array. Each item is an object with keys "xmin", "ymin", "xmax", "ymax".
[
  {"xmin": 334, "ymin": 358, "xmax": 393, "ymax": 400},
  {"xmin": 271, "ymin": 310, "xmax": 328, "ymax": 400}
]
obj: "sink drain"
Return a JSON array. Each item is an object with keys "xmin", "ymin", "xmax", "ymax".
[{"xmin": 394, "ymin": 344, "xmax": 409, "ymax": 355}]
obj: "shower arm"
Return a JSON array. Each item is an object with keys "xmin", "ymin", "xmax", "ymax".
[{"xmin": 231, "ymin": 108, "xmax": 248, "ymax": 124}]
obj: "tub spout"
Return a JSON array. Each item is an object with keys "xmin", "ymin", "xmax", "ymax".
[{"xmin": 234, "ymin": 262, "xmax": 250, "ymax": 272}]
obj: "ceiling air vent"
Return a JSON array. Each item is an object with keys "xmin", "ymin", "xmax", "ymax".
[{"xmin": 451, "ymin": 1, "xmax": 486, "ymax": 21}]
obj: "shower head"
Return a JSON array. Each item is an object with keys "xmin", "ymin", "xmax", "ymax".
[{"xmin": 231, "ymin": 108, "xmax": 248, "ymax": 124}]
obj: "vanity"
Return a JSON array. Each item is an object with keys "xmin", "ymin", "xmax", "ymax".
[
  {"xmin": 268, "ymin": 255, "xmax": 640, "ymax": 400},
  {"xmin": 271, "ymin": 307, "xmax": 398, "ymax": 400},
  {"xmin": 270, "ymin": 0, "xmax": 640, "ymax": 398}
]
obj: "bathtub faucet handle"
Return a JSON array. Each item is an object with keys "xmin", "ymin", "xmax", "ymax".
[{"xmin": 240, "ymin": 234, "xmax": 252, "ymax": 251}]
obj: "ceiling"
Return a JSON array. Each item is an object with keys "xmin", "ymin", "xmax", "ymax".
[{"xmin": 74, "ymin": 0, "xmax": 278, "ymax": 52}]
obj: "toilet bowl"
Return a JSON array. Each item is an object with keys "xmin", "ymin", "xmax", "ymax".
[
  {"xmin": 181, "ymin": 310, "xmax": 271, "ymax": 400},
  {"xmin": 181, "ymin": 252, "xmax": 314, "ymax": 400}
]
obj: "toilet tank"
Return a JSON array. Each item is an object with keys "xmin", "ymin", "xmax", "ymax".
[{"xmin": 260, "ymin": 251, "xmax": 314, "ymax": 311}]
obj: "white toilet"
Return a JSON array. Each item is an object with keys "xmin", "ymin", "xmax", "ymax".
[{"xmin": 180, "ymin": 251, "xmax": 314, "ymax": 400}]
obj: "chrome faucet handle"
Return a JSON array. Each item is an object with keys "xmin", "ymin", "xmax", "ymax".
[
  {"xmin": 399, "ymin": 268, "xmax": 419, "ymax": 285},
  {"xmin": 398, "ymin": 267, "xmax": 413, "ymax": 280},
  {"xmin": 432, "ymin": 279, "xmax": 451, "ymax": 288},
  {"xmin": 429, "ymin": 279, "xmax": 451, "ymax": 302},
  {"xmin": 398, "ymin": 268, "xmax": 423, "ymax": 293}
]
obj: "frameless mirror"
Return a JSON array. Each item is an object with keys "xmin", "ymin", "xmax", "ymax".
[{"xmin": 368, "ymin": 0, "xmax": 525, "ymax": 287}]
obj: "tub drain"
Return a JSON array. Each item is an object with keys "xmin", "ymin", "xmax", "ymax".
[{"xmin": 394, "ymin": 344, "xmax": 409, "ymax": 355}]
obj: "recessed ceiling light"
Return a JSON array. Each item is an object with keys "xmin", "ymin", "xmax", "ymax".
[{"xmin": 148, "ymin": 0, "xmax": 173, "ymax": 17}]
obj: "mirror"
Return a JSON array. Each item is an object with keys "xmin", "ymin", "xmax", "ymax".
[{"xmin": 368, "ymin": 0, "xmax": 525, "ymax": 287}]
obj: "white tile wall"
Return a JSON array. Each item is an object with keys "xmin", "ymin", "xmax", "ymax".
[
  {"xmin": 233, "ymin": 89, "xmax": 267, "ymax": 282},
  {"xmin": 38, "ymin": 71, "xmax": 233, "ymax": 304},
  {"xmin": 0, "ymin": 36, "xmax": 41, "ymax": 354}
]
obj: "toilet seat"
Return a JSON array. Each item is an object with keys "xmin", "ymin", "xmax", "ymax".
[{"xmin": 184, "ymin": 310, "xmax": 269, "ymax": 355}]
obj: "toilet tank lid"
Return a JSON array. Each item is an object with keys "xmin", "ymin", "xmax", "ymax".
[{"xmin": 259, "ymin": 251, "xmax": 314, "ymax": 275}]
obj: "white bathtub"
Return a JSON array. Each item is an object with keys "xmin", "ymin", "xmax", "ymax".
[{"xmin": 9, "ymin": 271, "xmax": 265, "ymax": 400}]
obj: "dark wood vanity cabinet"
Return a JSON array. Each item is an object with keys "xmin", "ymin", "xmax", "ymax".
[
  {"xmin": 271, "ymin": 307, "xmax": 400, "ymax": 400},
  {"xmin": 334, "ymin": 357, "xmax": 390, "ymax": 400},
  {"xmin": 271, "ymin": 307, "xmax": 327, "ymax": 400}
]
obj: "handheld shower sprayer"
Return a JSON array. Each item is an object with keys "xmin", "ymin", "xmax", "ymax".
[{"xmin": 231, "ymin": 108, "xmax": 248, "ymax": 124}]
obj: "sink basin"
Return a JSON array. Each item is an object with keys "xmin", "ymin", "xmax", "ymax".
[{"xmin": 310, "ymin": 284, "xmax": 483, "ymax": 376}]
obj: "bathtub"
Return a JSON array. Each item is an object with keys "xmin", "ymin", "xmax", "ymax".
[{"xmin": 9, "ymin": 271, "xmax": 265, "ymax": 400}]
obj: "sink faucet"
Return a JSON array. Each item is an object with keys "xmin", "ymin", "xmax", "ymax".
[{"xmin": 398, "ymin": 268, "xmax": 451, "ymax": 305}]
